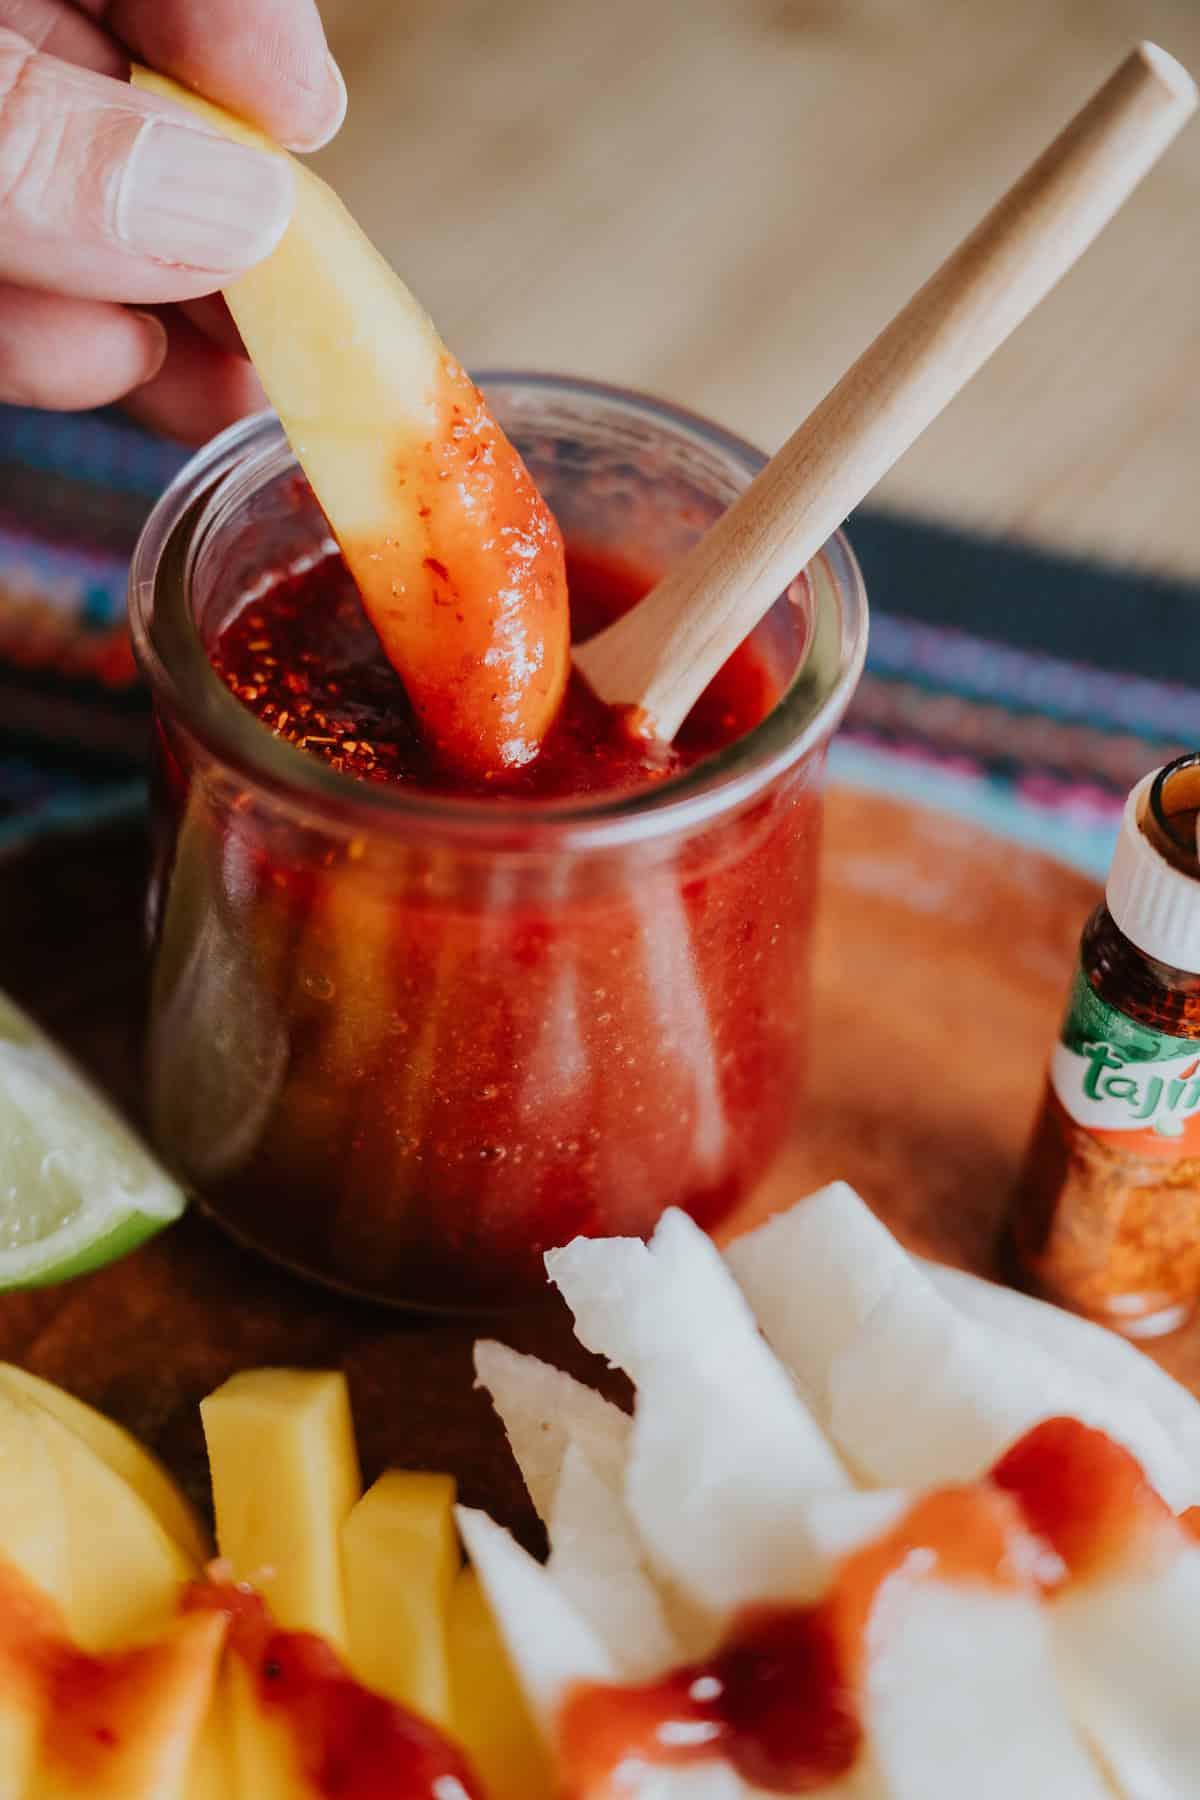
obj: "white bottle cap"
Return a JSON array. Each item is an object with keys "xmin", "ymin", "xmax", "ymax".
[{"xmin": 1106, "ymin": 770, "xmax": 1200, "ymax": 971}]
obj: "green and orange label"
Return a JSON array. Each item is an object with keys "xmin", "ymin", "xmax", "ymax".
[{"xmin": 1050, "ymin": 966, "xmax": 1200, "ymax": 1156}]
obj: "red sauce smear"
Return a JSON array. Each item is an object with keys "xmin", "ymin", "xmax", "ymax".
[
  {"xmin": 559, "ymin": 1486, "xmax": 1025, "ymax": 1796},
  {"xmin": 210, "ymin": 545, "xmax": 778, "ymax": 800},
  {"xmin": 185, "ymin": 1578, "xmax": 483, "ymax": 1799},
  {"xmin": 0, "ymin": 1556, "xmax": 222, "ymax": 1788},
  {"xmin": 990, "ymin": 1415, "xmax": 1183, "ymax": 1585}
]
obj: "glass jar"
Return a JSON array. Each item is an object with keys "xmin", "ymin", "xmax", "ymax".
[{"xmin": 129, "ymin": 375, "xmax": 868, "ymax": 1309}]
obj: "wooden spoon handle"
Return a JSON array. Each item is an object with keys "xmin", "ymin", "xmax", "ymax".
[{"xmin": 575, "ymin": 43, "xmax": 1196, "ymax": 741}]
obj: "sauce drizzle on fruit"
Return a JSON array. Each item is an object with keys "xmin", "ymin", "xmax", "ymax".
[
  {"xmin": 0, "ymin": 1556, "xmax": 224, "ymax": 1788},
  {"xmin": 559, "ymin": 1486, "xmax": 1026, "ymax": 1796},
  {"xmin": 990, "ymin": 1414, "xmax": 1183, "ymax": 1584},
  {"xmin": 185, "ymin": 1578, "xmax": 483, "ymax": 1800},
  {"xmin": 340, "ymin": 355, "xmax": 572, "ymax": 775}
]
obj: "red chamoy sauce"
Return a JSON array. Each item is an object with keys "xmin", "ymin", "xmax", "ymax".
[
  {"xmin": 185, "ymin": 1578, "xmax": 483, "ymax": 1800},
  {"xmin": 0, "ymin": 1555, "xmax": 224, "ymax": 1790},
  {"xmin": 990, "ymin": 1415, "xmax": 1184, "ymax": 1585},
  {"xmin": 558, "ymin": 1487, "xmax": 1026, "ymax": 1797},
  {"xmin": 210, "ymin": 546, "xmax": 775, "ymax": 799},
  {"xmin": 155, "ymin": 532, "xmax": 818, "ymax": 1308}
]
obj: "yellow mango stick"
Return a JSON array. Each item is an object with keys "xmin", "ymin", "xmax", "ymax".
[
  {"xmin": 448, "ymin": 1566, "xmax": 554, "ymax": 1800},
  {"xmin": 201, "ymin": 1369, "xmax": 361, "ymax": 1646},
  {"xmin": 342, "ymin": 1471, "xmax": 458, "ymax": 1727}
]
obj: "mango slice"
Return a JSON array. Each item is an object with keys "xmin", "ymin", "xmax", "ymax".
[
  {"xmin": 225, "ymin": 1661, "xmax": 311, "ymax": 1800},
  {"xmin": 183, "ymin": 1670, "xmax": 236, "ymax": 1800},
  {"xmin": 342, "ymin": 1471, "xmax": 458, "ymax": 1727},
  {"xmin": 0, "ymin": 1557, "xmax": 46, "ymax": 1799},
  {"xmin": 200, "ymin": 1368, "xmax": 361, "ymax": 1646},
  {"xmin": 0, "ymin": 1383, "xmax": 68, "ymax": 1613},
  {"xmin": 448, "ymin": 1566, "xmax": 554, "ymax": 1800},
  {"xmin": 0, "ymin": 1364, "xmax": 208, "ymax": 1564},
  {"xmin": 131, "ymin": 67, "xmax": 570, "ymax": 777},
  {"xmin": 28, "ymin": 1402, "xmax": 196, "ymax": 1653},
  {"xmin": 33, "ymin": 1610, "xmax": 226, "ymax": 1800},
  {"xmin": 0, "ymin": 1554, "xmax": 224, "ymax": 1800}
]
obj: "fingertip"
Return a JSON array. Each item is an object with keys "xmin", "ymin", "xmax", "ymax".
[
  {"xmin": 283, "ymin": 52, "xmax": 347, "ymax": 153},
  {"xmin": 128, "ymin": 310, "xmax": 170, "ymax": 385},
  {"xmin": 116, "ymin": 123, "xmax": 295, "ymax": 274},
  {"xmin": 0, "ymin": 289, "xmax": 175, "ymax": 413},
  {"xmin": 121, "ymin": 319, "xmax": 267, "ymax": 444}
]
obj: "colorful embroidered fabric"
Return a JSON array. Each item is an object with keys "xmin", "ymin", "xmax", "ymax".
[{"xmin": 0, "ymin": 403, "xmax": 1192, "ymax": 877}]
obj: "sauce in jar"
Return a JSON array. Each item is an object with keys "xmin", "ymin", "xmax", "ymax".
[
  {"xmin": 148, "ymin": 530, "xmax": 821, "ymax": 1307},
  {"xmin": 209, "ymin": 545, "xmax": 775, "ymax": 802}
]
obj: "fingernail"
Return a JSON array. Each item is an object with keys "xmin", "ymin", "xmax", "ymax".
[
  {"xmin": 129, "ymin": 310, "xmax": 169, "ymax": 384},
  {"xmin": 116, "ymin": 121, "xmax": 294, "ymax": 272},
  {"xmin": 285, "ymin": 53, "xmax": 348, "ymax": 153}
]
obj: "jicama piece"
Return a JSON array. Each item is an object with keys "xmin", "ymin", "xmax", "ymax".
[
  {"xmin": 922, "ymin": 1257, "xmax": 1200, "ymax": 1492},
  {"xmin": 455, "ymin": 1505, "xmax": 614, "ymax": 1737},
  {"xmin": 473, "ymin": 1340, "xmax": 632, "ymax": 1524},
  {"xmin": 726, "ymin": 1182, "xmax": 1197, "ymax": 1505},
  {"xmin": 994, "ymin": 1418, "xmax": 1200, "ymax": 1795},
  {"xmin": 548, "ymin": 1209, "xmax": 849, "ymax": 1619},
  {"xmin": 547, "ymin": 1444, "xmax": 684, "ymax": 1678}
]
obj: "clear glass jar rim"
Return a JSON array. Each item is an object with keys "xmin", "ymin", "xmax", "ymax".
[{"xmin": 128, "ymin": 373, "xmax": 869, "ymax": 852}]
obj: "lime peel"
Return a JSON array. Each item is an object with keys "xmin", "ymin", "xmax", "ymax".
[{"xmin": 0, "ymin": 1002, "xmax": 185, "ymax": 1291}]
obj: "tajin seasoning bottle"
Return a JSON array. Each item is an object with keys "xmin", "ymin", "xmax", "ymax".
[{"xmin": 1012, "ymin": 754, "xmax": 1200, "ymax": 1337}]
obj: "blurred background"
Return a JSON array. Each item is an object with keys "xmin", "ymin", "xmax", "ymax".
[
  {"xmin": 314, "ymin": 0, "xmax": 1200, "ymax": 576},
  {"xmin": 0, "ymin": 0, "xmax": 1197, "ymax": 864}
]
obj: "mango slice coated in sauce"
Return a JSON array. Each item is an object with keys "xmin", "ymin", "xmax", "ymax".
[{"xmin": 131, "ymin": 68, "xmax": 571, "ymax": 776}]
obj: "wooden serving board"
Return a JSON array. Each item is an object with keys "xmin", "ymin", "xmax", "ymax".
[{"xmin": 2, "ymin": 787, "xmax": 1197, "ymax": 1540}]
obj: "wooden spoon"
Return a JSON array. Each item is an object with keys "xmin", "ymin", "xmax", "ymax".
[{"xmin": 574, "ymin": 43, "xmax": 1197, "ymax": 742}]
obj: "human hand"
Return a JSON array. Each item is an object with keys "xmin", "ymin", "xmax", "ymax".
[{"xmin": 0, "ymin": 0, "xmax": 345, "ymax": 440}]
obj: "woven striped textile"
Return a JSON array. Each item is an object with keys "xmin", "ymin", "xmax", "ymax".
[{"xmin": 0, "ymin": 402, "xmax": 1192, "ymax": 877}]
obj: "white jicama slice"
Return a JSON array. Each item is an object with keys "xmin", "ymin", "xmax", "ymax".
[
  {"xmin": 547, "ymin": 1443, "xmax": 684, "ymax": 1679},
  {"xmin": 473, "ymin": 1340, "xmax": 632, "ymax": 1524},
  {"xmin": 798, "ymin": 1489, "xmax": 912, "ymax": 1564},
  {"xmin": 548, "ymin": 1210, "xmax": 849, "ymax": 1620},
  {"xmin": 922, "ymin": 1258, "xmax": 1200, "ymax": 1500},
  {"xmin": 993, "ymin": 1421, "xmax": 1200, "ymax": 1796},
  {"xmin": 724, "ymin": 1182, "xmax": 905, "ymax": 1413},
  {"xmin": 543, "ymin": 1237, "xmax": 660, "ymax": 1376},
  {"xmin": 460, "ymin": 1508, "xmax": 769, "ymax": 1800},
  {"xmin": 861, "ymin": 1580, "xmax": 1109, "ymax": 1800},
  {"xmin": 1050, "ymin": 1550, "xmax": 1200, "ymax": 1796},
  {"xmin": 455, "ymin": 1505, "xmax": 614, "ymax": 1739},
  {"xmin": 727, "ymin": 1183, "xmax": 1194, "ymax": 1504},
  {"xmin": 626, "ymin": 1773, "xmax": 766, "ymax": 1800}
]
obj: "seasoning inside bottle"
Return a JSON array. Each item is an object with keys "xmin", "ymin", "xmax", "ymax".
[{"xmin": 1010, "ymin": 754, "xmax": 1200, "ymax": 1337}]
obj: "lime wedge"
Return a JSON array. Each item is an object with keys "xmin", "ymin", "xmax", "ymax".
[{"xmin": 0, "ymin": 992, "xmax": 184, "ymax": 1289}]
